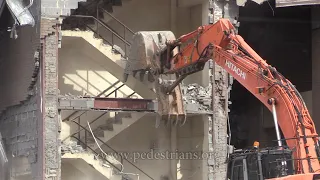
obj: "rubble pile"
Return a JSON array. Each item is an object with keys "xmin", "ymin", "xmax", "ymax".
[
  {"xmin": 59, "ymin": 93, "xmax": 91, "ymax": 100},
  {"xmin": 182, "ymin": 83, "xmax": 212, "ymax": 112}
]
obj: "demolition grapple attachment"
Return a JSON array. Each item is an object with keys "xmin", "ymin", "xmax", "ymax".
[{"xmin": 123, "ymin": 31, "xmax": 186, "ymax": 127}]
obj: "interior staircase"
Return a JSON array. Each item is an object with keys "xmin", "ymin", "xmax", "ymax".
[
  {"xmin": 101, "ymin": 0, "xmax": 132, "ymax": 23},
  {"xmin": 61, "ymin": 19, "xmax": 156, "ymax": 99},
  {"xmin": 61, "ymin": 1, "xmax": 155, "ymax": 179},
  {"xmin": 80, "ymin": 112, "xmax": 146, "ymax": 150},
  {"xmin": 61, "ymin": 141, "xmax": 124, "ymax": 180}
]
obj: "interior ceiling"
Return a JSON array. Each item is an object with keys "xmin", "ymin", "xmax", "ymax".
[
  {"xmin": 231, "ymin": 0, "xmax": 312, "ymax": 111},
  {"xmin": 238, "ymin": 0, "xmax": 312, "ymax": 93},
  {"xmin": 231, "ymin": 0, "xmax": 312, "ymax": 109}
]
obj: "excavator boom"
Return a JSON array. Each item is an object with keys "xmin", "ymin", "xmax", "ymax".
[{"xmin": 124, "ymin": 18, "xmax": 320, "ymax": 179}]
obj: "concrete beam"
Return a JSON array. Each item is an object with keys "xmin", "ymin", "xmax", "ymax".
[{"xmin": 207, "ymin": 0, "xmax": 238, "ymax": 180}]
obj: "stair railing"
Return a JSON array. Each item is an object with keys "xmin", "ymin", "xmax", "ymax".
[
  {"xmin": 98, "ymin": 7, "xmax": 134, "ymax": 34},
  {"xmin": 65, "ymin": 119, "xmax": 155, "ymax": 180},
  {"xmin": 97, "ymin": 80, "xmax": 121, "ymax": 97},
  {"xmin": 97, "ymin": 80, "xmax": 136, "ymax": 98},
  {"xmin": 98, "ymin": 7, "xmax": 135, "ymax": 43},
  {"xmin": 61, "ymin": 14, "xmax": 131, "ymax": 56},
  {"xmin": 70, "ymin": 135, "xmax": 122, "ymax": 171},
  {"xmin": 63, "ymin": 4, "xmax": 135, "ymax": 57},
  {"xmin": 97, "ymin": 81, "xmax": 136, "ymax": 120},
  {"xmin": 62, "ymin": 80, "xmax": 138, "ymax": 150},
  {"xmin": 96, "ymin": 7, "xmax": 134, "ymax": 57}
]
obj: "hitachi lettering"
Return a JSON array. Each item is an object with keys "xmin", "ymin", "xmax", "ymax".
[{"xmin": 225, "ymin": 60, "xmax": 246, "ymax": 80}]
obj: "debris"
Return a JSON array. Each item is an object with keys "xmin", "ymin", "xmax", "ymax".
[
  {"xmin": 61, "ymin": 141, "xmax": 85, "ymax": 154},
  {"xmin": 182, "ymin": 83, "xmax": 212, "ymax": 112},
  {"xmin": 59, "ymin": 94, "xmax": 91, "ymax": 100},
  {"xmin": 113, "ymin": 44, "xmax": 126, "ymax": 57}
]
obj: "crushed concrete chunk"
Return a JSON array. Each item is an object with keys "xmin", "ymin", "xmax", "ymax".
[
  {"xmin": 182, "ymin": 83, "xmax": 212, "ymax": 112},
  {"xmin": 236, "ymin": 0, "xmax": 267, "ymax": 6},
  {"xmin": 61, "ymin": 141, "xmax": 85, "ymax": 154}
]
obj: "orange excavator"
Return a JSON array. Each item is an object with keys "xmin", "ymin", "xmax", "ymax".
[{"xmin": 123, "ymin": 19, "xmax": 320, "ymax": 179}]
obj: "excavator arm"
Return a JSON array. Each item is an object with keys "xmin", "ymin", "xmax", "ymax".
[
  {"xmin": 160, "ymin": 19, "xmax": 320, "ymax": 175},
  {"xmin": 124, "ymin": 18, "xmax": 320, "ymax": 177}
]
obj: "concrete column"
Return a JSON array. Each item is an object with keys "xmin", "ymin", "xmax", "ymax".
[
  {"xmin": 170, "ymin": 0, "xmax": 177, "ymax": 34},
  {"xmin": 41, "ymin": 18, "xmax": 61, "ymax": 180},
  {"xmin": 209, "ymin": 0, "xmax": 238, "ymax": 180},
  {"xmin": 170, "ymin": 125, "xmax": 177, "ymax": 180},
  {"xmin": 312, "ymin": 6, "xmax": 320, "ymax": 132},
  {"xmin": 200, "ymin": 115, "xmax": 210, "ymax": 180},
  {"xmin": 183, "ymin": 2, "xmax": 210, "ymax": 87}
]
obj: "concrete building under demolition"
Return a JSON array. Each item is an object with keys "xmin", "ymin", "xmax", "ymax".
[{"xmin": 0, "ymin": 0, "xmax": 320, "ymax": 179}]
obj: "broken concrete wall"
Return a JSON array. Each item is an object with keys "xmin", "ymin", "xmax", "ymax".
[
  {"xmin": 0, "ymin": 1, "xmax": 42, "ymax": 179},
  {"xmin": 0, "ymin": 8, "xmax": 65, "ymax": 180},
  {"xmin": 0, "ymin": 17, "xmax": 62, "ymax": 180},
  {"xmin": 182, "ymin": 83, "xmax": 212, "ymax": 113},
  {"xmin": 0, "ymin": 81, "xmax": 41, "ymax": 180},
  {"xmin": 41, "ymin": 0, "xmax": 86, "ymax": 17}
]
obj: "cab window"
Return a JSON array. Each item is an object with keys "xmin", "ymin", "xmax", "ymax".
[{"xmin": 229, "ymin": 156, "xmax": 248, "ymax": 180}]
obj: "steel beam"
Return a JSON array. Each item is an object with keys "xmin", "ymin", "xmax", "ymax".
[
  {"xmin": 94, "ymin": 97, "xmax": 156, "ymax": 111},
  {"xmin": 58, "ymin": 96, "xmax": 213, "ymax": 114},
  {"xmin": 58, "ymin": 96, "xmax": 157, "ymax": 112}
]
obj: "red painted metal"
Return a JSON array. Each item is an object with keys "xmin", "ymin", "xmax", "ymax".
[{"xmin": 93, "ymin": 97, "xmax": 155, "ymax": 111}]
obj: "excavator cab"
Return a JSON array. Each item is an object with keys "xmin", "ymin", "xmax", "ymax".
[{"xmin": 227, "ymin": 147, "xmax": 295, "ymax": 180}]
